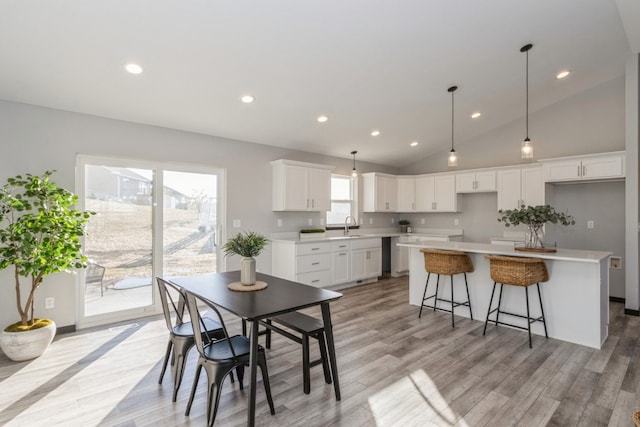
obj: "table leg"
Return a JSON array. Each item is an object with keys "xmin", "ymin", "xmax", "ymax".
[
  {"xmin": 321, "ymin": 303, "xmax": 341, "ymax": 401},
  {"xmin": 248, "ymin": 319, "xmax": 259, "ymax": 427}
]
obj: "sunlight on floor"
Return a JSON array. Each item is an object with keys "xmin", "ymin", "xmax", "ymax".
[
  {"xmin": 368, "ymin": 369, "xmax": 468, "ymax": 427},
  {"xmin": 0, "ymin": 321, "xmax": 165, "ymax": 426}
]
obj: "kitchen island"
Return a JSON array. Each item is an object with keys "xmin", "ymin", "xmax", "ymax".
[{"xmin": 398, "ymin": 241, "xmax": 611, "ymax": 349}]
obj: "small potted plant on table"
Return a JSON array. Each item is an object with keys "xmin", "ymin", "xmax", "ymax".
[
  {"xmin": 498, "ymin": 204, "xmax": 575, "ymax": 251},
  {"xmin": 223, "ymin": 231, "xmax": 269, "ymax": 285},
  {"xmin": 398, "ymin": 219, "xmax": 411, "ymax": 233}
]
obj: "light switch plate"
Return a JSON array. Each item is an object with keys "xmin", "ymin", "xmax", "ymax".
[{"xmin": 232, "ymin": 219, "xmax": 241, "ymax": 228}]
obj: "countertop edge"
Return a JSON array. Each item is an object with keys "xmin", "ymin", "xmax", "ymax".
[{"xmin": 398, "ymin": 241, "xmax": 611, "ymax": 263}]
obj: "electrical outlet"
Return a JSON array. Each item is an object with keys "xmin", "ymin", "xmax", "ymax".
[
  {"xmin": 308, "ymin": 218, "xmax": 313, "ymax": 226},
  {"xmin": 320, "ymin": 219, "xmax": 324, "ymax": 226},
  {"xmin": 587, "ymin": 220, "xmax": 594, "ymax": 229},
  {"xmin": 45, "ymin": 297, "xmax": 54, "ymax": 309},
  {"xmin": 232, "ymin": 219, "xmax": 241, "ymax": 228},
  {"xmin": 610, "ymin": 256, "xmax": 622, "ymax": 269},
  {"xmin": 277, "ymin": 219, "xmax": 283, "ymax": 227},
  {"xmin": 369, "ymin": 217, "xmax": 373, "ymax": 225},
  {"xmin": 454, "ymin": 218, "xmax": 459, "ymax": 226},
  {"xmin": 421, "ymin": 218, "xmax": 425, "ymax": 225},
  {"xmin": 391, "ymin": 217, "xmax": 395, "ymax": 224}
]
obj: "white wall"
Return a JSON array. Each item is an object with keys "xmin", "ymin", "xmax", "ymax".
[{"xmin": 0, "ymin": 100, "xmax": 397, "ymax": 329}]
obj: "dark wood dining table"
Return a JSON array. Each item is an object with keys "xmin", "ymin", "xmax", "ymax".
[{"xmin": 168, "ymin": 271, "xmax": 343, "ymax": 427}]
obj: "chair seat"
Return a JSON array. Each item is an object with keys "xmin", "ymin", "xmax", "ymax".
[
  {"xmin": 203, "ymin": 335, "xmax": 255, "ymax": 361},
  {"xmin": 272, "ymin": 312, "xmax": 324, "ymax": 334},
  {"xmin": 420, "ymin": 248, "xmax": 474, "ymax": 275},
  {"xmin": 484, "ymin": 255, "xmax": 548, "ymax": 286},
  {"xmin": 173, "ymin": 317, "xmax": 221, "ymax": 337}
]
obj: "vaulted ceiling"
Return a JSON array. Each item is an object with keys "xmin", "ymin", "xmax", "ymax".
[{"xmin": 1, "ymin": 1, "xmax": 638, "ymax": 167}]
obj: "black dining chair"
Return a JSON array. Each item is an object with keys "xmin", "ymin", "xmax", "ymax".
[
  {"xmin": 184, "ymin": 292, "xmax": 276, "ymax": 426},
  {"xmin": 156, "ymin": 277, "xmax": 226, "ymax": 402}
]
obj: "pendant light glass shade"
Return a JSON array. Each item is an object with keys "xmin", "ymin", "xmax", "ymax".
[
  {"xmin": 447, "ymin": 85, "xmax": 458, "ymax": 167},
  {"xmin": 520, "ymin": 44, "xmax": 534, "ymax": 159},
  {"xmin": 351, "ymin": 150, "xmax": 358, "ymax": 177}
]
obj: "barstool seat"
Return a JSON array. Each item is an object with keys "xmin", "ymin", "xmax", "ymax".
[
  {"xmin": 483, "ymin": 255, "xmax": 549, "ymax": 348},
  {"xmin": 419, "ymin": 248, "xmax": 474, "ymax": 327}
]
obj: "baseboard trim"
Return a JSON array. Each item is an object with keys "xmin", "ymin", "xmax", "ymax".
[
  {"xmin": 57, "ymin": 325, "xmax": 76, "ymax": 334},
  {"xmin": 609, "ymin": 296, "xmax": 625, "ymax": 303},
  {"xmin": 624, "ymin": 308, "xmax": 640, "ymax": 317}
]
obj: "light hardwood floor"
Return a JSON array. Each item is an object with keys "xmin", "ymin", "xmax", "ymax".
[{"xmin": 0, "ymin": 276, "xmax": 639, "ymax": 426}]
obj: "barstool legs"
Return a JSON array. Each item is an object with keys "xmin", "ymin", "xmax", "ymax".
[
  {"xmin": 419, "ymin": 272, "xmax": 472, "ymax": 327},
  {"xmin": 483, "ymin": 281, "xmax": 547, "ymax": 349}
]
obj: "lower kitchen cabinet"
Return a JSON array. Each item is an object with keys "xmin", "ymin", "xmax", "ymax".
[
  {"xmin": 350, "ymin": 238, "xmax": 382, "ymax": 281},
  {"xmin": 331, "ymin": 240, "xmax": 351, "ymax": 285}
]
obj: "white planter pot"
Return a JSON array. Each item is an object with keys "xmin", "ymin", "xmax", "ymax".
[
  {"xmin": 240, "ymin": 257, "xmax": 256, "ymax": 285},
  {"xmin": 0, "ymin": 320, "xmax": 56, "ymax": 361}
]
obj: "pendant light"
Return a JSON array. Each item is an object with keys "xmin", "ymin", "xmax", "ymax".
[
  {"xmin": 521, "ymin": 43, "xmax": 533, "ymax": 159},
  {"xmin": 447, "ymin": 85, "xmax": 458, "ymax": 167},
  {"xmin": 351, "ymin": 150, "xmax": 358, "ymax": 177}
]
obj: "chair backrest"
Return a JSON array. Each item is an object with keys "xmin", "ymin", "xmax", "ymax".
[
  {"xmin": 156, "ymin": 277, "xmax": 188, "ymax": 332},
  {"xmin": 86, "ymin": 261, "xmax": 105, "ymax": 284},
  {"xmin": 184, "ymin": 292, "xmax": 239, "ymax": 361}
]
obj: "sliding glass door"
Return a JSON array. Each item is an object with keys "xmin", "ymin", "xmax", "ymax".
[{"xmin": 77, "ymin": 156, "xmax": 224, "ymax": 327}]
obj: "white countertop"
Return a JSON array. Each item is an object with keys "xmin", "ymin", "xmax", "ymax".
[
  {"xmin": 271, "ymin": 228, "xmax": 463, "ymax": 243},
  {"xmin": 398, "ymin": 240, "xmax": 611, "ymax": 263}
]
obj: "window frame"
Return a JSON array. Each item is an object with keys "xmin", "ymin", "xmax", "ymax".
[{"xmin": 325, "ymin": 174, "xmax": 359, "ymax": 229}]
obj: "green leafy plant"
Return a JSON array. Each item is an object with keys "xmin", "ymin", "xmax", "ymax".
[
  {"xmin": 498, "ymin": 204, "xmax": 575, "ymax": 248},
  {"xmin": 398, "ymin": 219, "xmax": 410, "ymax": 225},
  {"xmin": 0, "ymin": 171, "xmax": 94, "ymax": 330},
  {"xmin": 498, "ymin": 204, "xmax": 575, "ymax": 228},
  {"xmin": 223, "ymin": 231, "xmax": 269, "ymax": 258}
]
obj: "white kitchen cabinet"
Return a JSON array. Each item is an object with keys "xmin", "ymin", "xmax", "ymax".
[
  {"xmin": 362, "ymin": 173, "xmax": 397, "ymax": 212},
  {"xmin": 456, "ymin": 170, "xmax": 496, "ymax": 193},
  {"xmin": 541, "ymin": 152, "xmax": 625, "ymax": 183},
  {"xmin": 331, "ymin": 240, "xmax": 351, "ymax": 285},
  {"xmin": 396, "ymin": 176, "xmax": 416, "ymax": 212},
  {"xmin": 415, "ymin": 174, "xmax": 457, "ymax": 212},
  {"xmin": 350, "ymin": 238, "xmax": 382, "ymax": 281},
  {"xmin": 271, "ymin": 159, "xmax": 333, "ymax": 211},
  {"xmin": 272, "ymin": 240, "xmax": 333, "ymax": 287},
  {"xmin": 497, "ymin": 165, "xmax": 544, "ymax": 211}
]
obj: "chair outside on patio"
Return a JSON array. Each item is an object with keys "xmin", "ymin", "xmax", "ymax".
[{"xmin": 86, "ymin": 261, "xmax": 106, "ymax": 297}]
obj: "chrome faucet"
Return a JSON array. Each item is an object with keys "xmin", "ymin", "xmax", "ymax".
[{"xmin": 344, "ymin": 215, "xmax": 357, "ymax": 235}]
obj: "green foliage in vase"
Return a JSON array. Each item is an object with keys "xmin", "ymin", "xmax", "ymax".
[
  {"xmin": 0, "ymin": 171, "xmax": 95, "ymax": 329},
  {"xmin": 398, "ymin": 219, "xmax": 410, "ymax": 225},
  {"xmin": 223, "ymin": 231, "xmax": 269, "ymax": 258},
  {"xmin": 497, "ymin": 204, "xmax": 575, "ymax": 228}
]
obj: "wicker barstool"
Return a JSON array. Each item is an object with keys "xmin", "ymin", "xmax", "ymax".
[
  {"xmin": 633, "ymin": 409, "xmax": 640, "ymax": 427},
  {"xmin": 419, "ymin": 248, "xmax": 474, "ymax": 327},
  {"xmin": 483, "ymin": 255, "xmax": 549, "ymax": 348}
]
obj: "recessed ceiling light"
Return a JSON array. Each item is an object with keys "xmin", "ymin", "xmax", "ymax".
[
  {"xmin": 556, "ymin": 70, "xmax": 570, "ymax": 79},
  {"xmin": 125, "ymin": 63, "xmax": 143, "ymax": 75},
  {"xmin": 410, "ymin": 141, "xmax": 419, "ymax": 147},
  {"xmin": 471, "ymin": 112, "xmax": 482, "ymax": 119},
  {"xmin": 241, "ymin": 95, "xmax": 255, "ymax": 104},
  {"xmin": 317, "ymin": 115, "xmax": 328, "ymax": 123},
  {"xmin": 371, "ymin": 130, "xmax": 381, "ymax": 137}
]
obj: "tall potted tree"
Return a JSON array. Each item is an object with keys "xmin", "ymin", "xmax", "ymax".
[{"xmin": 0, "ymin": 171, "xmax": 93, "ymax": 361}]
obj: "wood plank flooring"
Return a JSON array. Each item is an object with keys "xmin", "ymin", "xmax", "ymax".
[{"xmin": 0, "ymin": 276, "xmax": 639, "ymax": 426}]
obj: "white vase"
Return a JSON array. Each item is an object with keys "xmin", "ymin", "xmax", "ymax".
[
  {"xmin": 240, "ymin": 257, "xmax": 256, "ymax": 285},
  {"xmin": 0, "ymin": 320, "xmax": 56, "ymax": 361}
]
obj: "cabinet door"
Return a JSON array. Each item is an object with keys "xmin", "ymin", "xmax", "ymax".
[
  {"xmin": 332, "ymin": 251, "xmax": 350, "ymax": 285},
  {"xmin": 396, "ymin": 177, "xmax": 415, "ymax": 212},
  {"xmin": 365, "ymin": 248, "xmax": 382, "ymax": 278},
  {"xmin": 308, "ymin": 167, "xmax": 331, "ymax": 211},
  {"xmin": 455, "ymin": 172, "xmax": 476, "ymax": 193},
  {"xmin": 521, "ymin": 166, "xmax": 544, "ymax": 206},
  {"xmin": 280, "ymin": 164, "xmax": 308, "ymax": 210},
  {"xmin": 351, "ymin": 249, "xmax": 367, "ymax": 280},
  {"xmin": 434, "ymin": 175, "xmax": 457, "ymax": 211},
  {"xmin": 415, "ymin": 175, "xmax": 435, "ymax": 212},
  {"xmin": 543, "ymin": 160, "xmax": 581, "ymax": 182},
  {"xmin": 581, "ymin": 155, "xmax": 624, "ymax": 179},
  {"xmin": 377, "ymin": 176, "xmax": 397, "ymax": 211},
  {"xmin": 475, "ymin": 170, "xmax": 497, "ymax": 192},
  {"xmin": 497, "ymin": 168, "xmax": 522, "ymax": 211}
]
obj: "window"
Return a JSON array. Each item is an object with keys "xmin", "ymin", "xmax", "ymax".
[{"xmin": 326, "ymin": 175, "xmax": 357, "ymax": 226}]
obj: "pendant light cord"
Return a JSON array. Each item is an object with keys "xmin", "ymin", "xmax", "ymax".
[
  {"xmin": 451, "ymin": 89, "xmax": 455, "ymax": 151},
  {"xmin": 525, "ymin": 48, "xmax": 529, "ymax": 140}
]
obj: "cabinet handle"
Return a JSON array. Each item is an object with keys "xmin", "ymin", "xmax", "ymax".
[
  {"xmin": 312, "ymin": 199, "xmax": 315, "ymax": 208},
  {"xmin": 311, "ymin": 247, "xmax": 320, "ymax": 251},
  {"xmin": 582, "ymin": 164, "xmax": 586, "ymax": 177},
  {"xmin": 338, "ymin": 245, "xmax": 347, "ymax": 248},
  {"xmin": 412, "ymin": 202, "xmax": 415, "ymax": 210},
  {"xmin": 339, "ymin": 253, "xmax": 346, "ymax": 256},
  {"xmin": 311, "ymin": 280, "xmax": 320, "ymax": 283},
  {"xmin": 306, "ymin": 199, "xmax": 309, "ymax": 208},
  {"xmin": 312, "ymin": 262, "xmax": 320, "ymax": 265},
  {"xmin": 577, "ymin": 165, "xmax": 580, "ymax": 177}
]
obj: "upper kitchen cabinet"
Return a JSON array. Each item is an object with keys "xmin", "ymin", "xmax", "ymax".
[
  {"xmin": 455, "ymin": 170, "xmax": 497, "ymax": 193},
  {"xmin": 497, "ymin": 165, "xmax": 544, "ymax": 211},
  {"xmin": 415, "ymin": 173, "xmax": 457, "ymax": 212},
  {"xmin": 540, "ymin": 151, "xmax": 625, "ymax": 183},
  {"xmin": 271, "ymin": 159, "xmax": 334, "ymax": 211},
  {"xmin": 363, "ymin": 172, "xmax": 397, "ymax": 212},
  {"xmin": 396, "ymin": 176, "xmax": 416, "ymax": 212}
]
